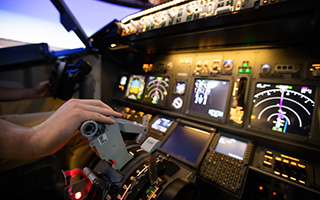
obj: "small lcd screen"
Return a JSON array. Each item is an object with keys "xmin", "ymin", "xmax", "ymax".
[
  {"xmin": 189, "ymin": 79, "xmax": 230, "ymax": 119},
  {"xmin": 215, "ymin": 136, "xmax": 247, "ymax": 161},
  {"xmin": 161, "ymin": 123, "xmax": 211, "ymax": 165},
  {"xmin": 151, "ymin": 117, "xmax": 173, "ymax": 133},
  {"xmin": 175, "ymin": 81, "xmax": 186, "ymax": 95},
  {"xmin": 251, "ymin": 82, "xmax": 316, "ymax": 136},
  {"xmin": 143, "ymin": 76, "xmax": 170, "ymax": 106},
  {"xmin": 125, "ymin": 75, "xmax": 145, "ymax": 100}
]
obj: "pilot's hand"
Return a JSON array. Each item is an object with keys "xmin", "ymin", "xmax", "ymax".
[
  {"xmin": 33, "ymin": 99, "xmax": 122, "ymax": 155},
  {"xmin": 0, "ymin": 99, "xmax": 122, "ymax": 160},
  {"xmin": 33, "ymin": 80, "xmax": 52, "ymax": 98}
]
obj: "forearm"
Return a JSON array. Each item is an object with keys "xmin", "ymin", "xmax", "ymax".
[{"xmin": 0, "ymin": 88, "xmax": 40, "ymax": 101}]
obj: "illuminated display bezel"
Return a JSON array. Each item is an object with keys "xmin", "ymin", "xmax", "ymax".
[
  {"xmin": 150, "ymin": 116, "xmax": 174, "ymax": 133},
  {"xmin": 186, "ymin": 77, "xmax": 232, "ymax": 122},
  {"xmin": 124, "ymin": 75, "xmax": 146, "ymax": 101},
  {"xmin": 159, "ymin": 119, "xmax": 214, "ymax": 168},
  {"xmin": 142, "ymin": 75, "xmax": 170, "ymax": 107},
  {"xmin": 214, "ymin": 135, "xmax": 248, "ymax": 161},
  {"xmin": 248, "ymin": 80, "xmax": 318, "ymax": 140}
]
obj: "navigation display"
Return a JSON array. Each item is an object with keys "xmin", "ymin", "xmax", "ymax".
[
  {"xmin": 143, "ymin": 76, "xmax": 170, "ymax": 106},
  {"xmin": 174, "ymin": 81, "xmax": 186, "ymax": 95},
  {"xmin": 161, "ymin": 123, "xmax": 211, "ymax": 165},
  {"xmin": 215, "ymin": 136, "xmax": 247, "ymax": 161},
  {"xmin": 188, "ymin": 79, "xmax": 230, "ymax": 119},
  {"xmin": 125, "ymin": 75, "xmax": 145, "ymax": 100},
  {"xmin": 250, "ymin": 82, "xmax": 316, "ymax": 136},
  {"xmin": 151, "ymin": 117, "xmax": 173, "ymax": 132}
]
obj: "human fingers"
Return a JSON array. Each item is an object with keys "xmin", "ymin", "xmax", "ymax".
[
  {"xmin": 66, "ymin": 100, "xmax": 122, "ymax": 118},
  {"xmin": 80, "ymin": 111, "xmax": 118, "ymax": 125},
  {"xmin": 68, "ymin": 99, "xmax": 113, "ymax": 110}
]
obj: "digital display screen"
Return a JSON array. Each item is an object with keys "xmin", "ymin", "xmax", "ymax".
[
  {"xmin": 251, "ymin": 83, "xmax": 316, "ymax": 136},
  {"xmin": 143, "ymin": 76, "xmax": 170, "ymax": 106},
  {"xmin": 161, "ymin": 123, "xmax": 211, "ymax": 165},
  {"xmin": 188, "ymin": 79, "xmax": 230, "ymax": 119},
  {"xmin": 125, "ymin": 75, "xmax": 145, "ymax": 100},
  {"xmin": 151, "ymin": 117, "xmax": 173, "ymax": 132},
  {"xmin": 215, "ymin": 136, "xmax": 247, "ymax": 161},
  {"xmin": 175, "ymin": 81, "xmax": 186, "ymax": 95}
]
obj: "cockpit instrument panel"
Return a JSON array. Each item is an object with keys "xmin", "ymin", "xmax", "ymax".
[
  {"xmin": 142, "ymin": 76, "xmax": 170, "ymax": 107},
  {"xmin": 160, "ymin": 121, "xmax": 214, "ymax": 167},
  {"xmin": 125, "ymin": 75, "xmax": 146, "ymax": 100},
  {"xmin": 250, "ymin": 82, "xmax": 316, "ymax": 137},
  {"xmin": 187, "ymin": 78, "xmax": 230, "ymax": 121}
]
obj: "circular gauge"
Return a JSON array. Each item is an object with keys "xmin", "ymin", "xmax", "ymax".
[{"xmin": 172, "ymin": 97, "xmax": 183, "ymax": 109}]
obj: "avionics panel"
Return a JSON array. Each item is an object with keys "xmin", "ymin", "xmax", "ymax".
[
  {"xmin": 125, "ymin": 75, "xmax": 146, "ymax": 100},
  {"xmin": 160, "ymin": 120, "xmax": 215, "ymax": 168},
  {"xmin": 250, "ymin": 82, "xmax": 316, "ymax": 137},
  {"xmin": 148, "ymin": 116, "xmax": 175, "ymax": 140},
  {"xmin": 142, "ymin": 76, "xmax": 170, "ymax": 107},
  {"xmin": 199, "ymin": 133, "xmax": 254, "ymax": 196},
  {"xmin": 187, "ymin": 78, "xmax": 231, "ymax": 121}
]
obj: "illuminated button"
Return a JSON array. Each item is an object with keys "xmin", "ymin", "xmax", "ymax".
[
  {"xmin": 177, "ymin": 18, "xmax": 181, "ymax": 22},
  {"xmin": 242, "ymin": 61, "xmax": 249, "ymax": 67},
  {"xmin": 283, "ymin": 159, "xmax": 289, "ymax": 164},
  {"xmin": 298, "ymin": 164, "xmax": 306, "ymax": 168},
  {"xmin": 226, "ymin": 0, "xmax": 233, "ymax": 6},
  {"xmin": 75, "ymin": 192, "xmax": 82, "ymax": 200},
  {"xmin": 274, "ymin": 171, "xmax": 280, "ymax": 175},
  {"xmin": 238, "ymin": 68, "xmax": 244, "ymax": 73},
  {"xmin": 263, "ymin": 0, "xmax": 268, "ymax": 4},
  {"xmin": 178, "ymin": 12, "xmax": 183, "ymax": 16},
  {"xmin": 264, "ymin": 155, "xmax": 273, "ymax": 160},
  {"xmin": 290, "ymin": 161, "xmax": 297, "ymax": 166},
  {"xmin": 290, "ymin": 177, "xmax": 297, "ymax": 181},
  {"xmin": 275, "ymin": 157, "xmax": 282, "ymax": 161}
]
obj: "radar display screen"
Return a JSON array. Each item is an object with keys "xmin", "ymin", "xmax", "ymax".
[
  {"xmin": 143, "ymin": 76, "xmax": 170, "ymax": 106},
  {"xmin": 161, "ymin": 123, "xmax": 211, "ymax": 165},
  {"xmin": 215, "ymin": 136, "xmax": 247, "ymax": 161},
  {"xmin": 151, "ymin": 117, "xmax": 173, "ymax": 132},
  {"xmin": 250, "ymin": 82, "xmax": 316, "ymax": 136},
  {"xmin": 125, "ymin": 75, "xmax": 145, "ymax": 100},
  {"xmin": 188, "ymin": 79, "xmax": 230, "ymax": 119}
]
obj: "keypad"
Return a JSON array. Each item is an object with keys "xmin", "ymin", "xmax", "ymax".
[{"xmin": 200, "ymin": 152, "xmax": 244, "ymax": 192}]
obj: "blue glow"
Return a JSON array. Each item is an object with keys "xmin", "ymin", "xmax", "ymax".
[{"xmin": 0, "ymin": 0, "xmax": 140, "ymax": 49}]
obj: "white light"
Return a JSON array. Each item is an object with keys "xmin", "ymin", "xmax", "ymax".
[{"xmin": 110, "ymin": 43, "xmax": 117, "ymax": 48}]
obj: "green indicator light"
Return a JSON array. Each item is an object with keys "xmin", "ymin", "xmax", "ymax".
[
  {"xmin": 169, "ymin": 20, "xmax": 173, "ymax": 23},
  {"xmin": 146, "ymin": 26, "xmax": 150, "ymax": 29},
  {"xmin": 137, "ymin": 96, "xmax": 141, "ymax": 99},
  {"xmin": 162, "ymin": 22, "xmax": 166, "ymax": 25},
  {"xmin": 179, "ymin": 12, "xmax": 182, "ymax": 15},
  {"xmin": 238, "ymin": 69, "xmax": 244, "ymax": 73},
  {"xmin": 195, "ymin": 14, "xmax": 199, "ymax": 17},
  {"xmin": 229, "ymin": 0, "xmax": 232, "ymax": 3},
  {"xmin": 187, "ymin": 15, "xmax": 192, "ymax": 19},
  {"xmin": 272, "ymin": 126, "xmax": 282, "ymax": 132},
  {"xmin": 242, "ymin": 63, "xmax": 249, "ymax": 67},
  {"xmin": 177, "ymin": 18, "xmax": 181, "ymax": 22},
  {"xmin": 275, "ymin": 85, "xmax": 280, "ymax": 89},
  {"xmin": 245, "ymin": 69, "xmax": 251, "ymax": 73},
  {"xmin": 288, "ymin": 86, "xmax": 293, "ymax": 89},
  {"xmin": 151, "ymin": 25, "xmax": 154, "ymax": 28}
]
